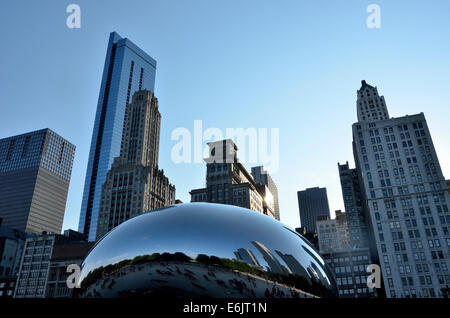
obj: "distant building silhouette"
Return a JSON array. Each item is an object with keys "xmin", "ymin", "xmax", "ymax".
[{"xmin": 297, "ymin": 187, "xmax": 331, "ymax": 232}]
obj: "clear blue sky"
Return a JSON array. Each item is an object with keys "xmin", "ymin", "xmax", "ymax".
[{"xmin": 0, "ymin": 0, "xmax": 449, "ymax": 232}]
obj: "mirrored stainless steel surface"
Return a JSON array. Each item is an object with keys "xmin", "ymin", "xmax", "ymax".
[{"xmin": 78, "ymin": 203, "xmax": 338, "ymax": 298}]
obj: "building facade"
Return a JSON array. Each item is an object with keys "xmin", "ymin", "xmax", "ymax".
[
  {"xmin": 315, "ymin": 209, "xmax": 377, "ymax": 298},
  {"xmin": 338, "ymin": 162, "xmax": 372, "ymax": 250},
  {"xmin": 322, "ymin": 249, "xmax": 376, "ymax": 298},
  {"xmin": 95, "ymin": 90, "xmax": 175, "ymax": 240},
  {"xmin": 0, "ymin": 221, "xmax": 30, "ymax": 298},
  {"xmin": 79, "ymin": 31, "xmax": 158, "ymax": 241},
  {"xmin": 352, "ymin": 80, "xmax": 450, "ymax": 298},
  {"xmin": 251, "ymin": 166, "xmax": 280, "ymax": 220},
  {"xmin": 316, "ymin": 210, "xmax": 351, "ymax": 253},
  {"xmin": 0, "ymin": 129, "xmax": 75, "ymax": 234},
  {"xmin": 46, "ymin": 240, "xmax": 94, "ymax": 298},
  {"xmin": 297, "ymin": 187, "xmax": 331, "ymax": 233},
  {"xmin": 0, "ymin": 221, "xmax": 28, "ymax": 279},
  {"xmin": 0, "ymin": 277, "xmax": 17, "ymax": 298},
  {"xmin": 255, "ymin": 184, "xmax": 276, "ymax": 219},
  {"xmin": 190, "ymin": 140, "xmax": 273, "ymax": 217},
  {"xmin": 14, "ymin": 230, "xmax": 87, "ymax": 298}
]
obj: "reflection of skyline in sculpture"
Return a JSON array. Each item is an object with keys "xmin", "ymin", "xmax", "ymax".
[
  {"xmin": 275, "ymin": 250, "xmax": 312, "ymax": 284},
  {"xmin": 302, "ymin": 246, "xmax": 333, "ymax": 287},
  {"xmin": 251, "ymin": 241, "xmax": 287, "ymax": 274},
  {"xmin": 277, "ymin": 225, "xmax": 335, "ymax": 287},
  {"xmin": 78, "ymin": 203, "xmax": 338, "ymax": 298},
  {"xmin": 77, "ymin": 252, "xmax": 320, "ymax": 298},
  {"xmin": 233, "ymin": 248, "xmax": 262, "ymax": 268}
]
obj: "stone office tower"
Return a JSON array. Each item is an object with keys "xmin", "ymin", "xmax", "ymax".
[
  {"xmin": 0, "ymin": 129, "xmax": 75, "ymax": 234},
  {"xmin": 95, "ymin": 90, "xmax": 175, "ymax": 240},
  {"xmin": 189, "ymin": 139, "xmax": 275, "ymax": 218},
  {"xmin": 352, "ymin": 80, "xmax": 450, "ymax": 298}
]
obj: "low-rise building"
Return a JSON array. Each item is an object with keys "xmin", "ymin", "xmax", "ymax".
[
  {"xmin": 46, "ymin": 240, "xmax": 94, "ymax": 297},
  {"xmin": 14, "ymin": 230, "xmax": 87, "ymax": 298},
  {"xmin": 0, "ymin": 220, "xmax": 30, "ymax": 298},
  {"xmin": 0, "ymin": 219, "xmax": 29, "ymax": 279}
]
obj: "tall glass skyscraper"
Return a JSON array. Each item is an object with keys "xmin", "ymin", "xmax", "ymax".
[{"xmin": 78, "ymin": 32, "xmax": 157, "ymax": 241}]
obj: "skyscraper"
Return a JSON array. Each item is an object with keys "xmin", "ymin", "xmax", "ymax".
[
  {"xmin": 352, "ymin": 80, "xmax": 450, "ymax": 298},
  {"xmin": 251, "ymin": 166, "xmax": 280, "ymax": 220},
  {"xmin": 0, "ymin": 129, "xmax": 75, "ymax": 234},
  {"xmin": 297, "ymin": 187, "xmax": 331, "ymax": 233},
  {"xmin": 79, "ymin": 32, "xmax": 157, "ymax": 241},
  {"xmin": 95, "ymin": 90, "xmax": 175, "ymax": 240}
]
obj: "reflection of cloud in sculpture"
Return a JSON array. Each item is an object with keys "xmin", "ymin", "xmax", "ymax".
[
  {"xmin": 233, "ymin": 248, "xmax": 262, "ymax": 268},
  {"xmin": 251, "ymin": 241, "xmax": 285, "ymax": 274},
  {"xmin": 275, "ymin": 250, "xmax": 312, "ymax": 285}
]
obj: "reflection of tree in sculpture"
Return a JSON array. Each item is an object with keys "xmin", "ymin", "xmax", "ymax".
[
  {"xmin": 76, "ymin": 251, "xmax": 336, "ymax": 298},
  {"xmin": 77, "ymin": 252, "xmax": 192, "ymax": 294}
]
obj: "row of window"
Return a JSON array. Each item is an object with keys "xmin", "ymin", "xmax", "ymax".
[
  {"xmin": 334, "ymin": 264, "xmax": 370, "ymax": 274},
  {"xmin": 336, "ymin": 275, "xmax": 370, "ymax": 286},
  {"xmin": 26, "ymin": 239, "xmax": 53, "ymax": 248}
]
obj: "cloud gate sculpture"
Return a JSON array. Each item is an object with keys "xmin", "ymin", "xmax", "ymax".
[{"xmin": 77, "ymin": 203, "xmax": 338, "ymax": 298}]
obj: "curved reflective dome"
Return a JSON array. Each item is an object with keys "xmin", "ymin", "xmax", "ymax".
[{"xmin": 78, "ymin": 203, "xmax": 338, "ymax": 298}]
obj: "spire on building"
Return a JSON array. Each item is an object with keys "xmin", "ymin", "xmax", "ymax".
[
  {"xmin": 360, "ymin": 80, "xmax": 374, "ymax": 90},
  {"xmin": 356, "ymin": 80, "xmax": 390, "ymax": 122}
]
